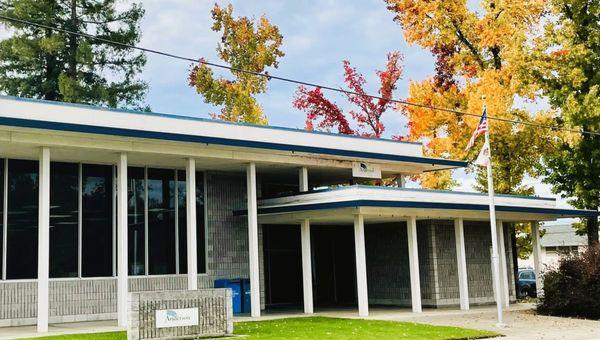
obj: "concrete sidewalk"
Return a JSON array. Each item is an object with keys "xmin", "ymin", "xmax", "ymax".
[{"xmin": 0, "ymin": 320, "xmax": 122, "ymax": 339}]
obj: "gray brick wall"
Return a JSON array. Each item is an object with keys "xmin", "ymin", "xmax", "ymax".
[
  {"xmin": 416, "ymin": 221, "xmax": 437, "ymax": 306},
  {"xmin": 434, "ymin": 221, "xmax": 460, "ymax": 304},
  {"xmin": 364, "ymin": 219, "xmax": 514, "ymax": 309},
  {"xmin": 205, "ymin": 172, "xmax": 249, "ymax": 280},
  {"xmin": 464, "ymin": 221, "xmax": 495, "ymax": 304},
  {"xmin": 365, "ymin": 223, "xmax": 411, "ymax": 306}
]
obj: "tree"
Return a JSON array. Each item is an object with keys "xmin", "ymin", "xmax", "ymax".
[
  {"xmin": 188, "ymin": 4, "xmax": 284, "ymax": 125},
  {"xmin": 0, "ymin": 0, "xmax": 147, "ymax": 108},
  {"xmin": 293, "ymin": 52, "xmax": 402, "ymax": 138},
  {"xmin": 384, "ymin": 0, "xmax": 550, "ymax": 259},
  {"xmin": 529, "ymin": 0, "xmax": 600, "ymax": 245}
]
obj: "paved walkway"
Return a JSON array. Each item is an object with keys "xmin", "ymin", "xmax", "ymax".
[
  {"xmin": 0, "ymin": 320, "xmax": 121, "ymax": 339},
  {"xmin": 2, "ymin": 304, "xmax": 599, "ymax": 339}
]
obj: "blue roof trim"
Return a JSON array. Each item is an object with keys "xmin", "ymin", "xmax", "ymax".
[
  {"xmin": 0, "ymin": 116, "xmax": 468, "ymax": 167},
  {"xmin": 261, "ymin": 184, "xmax": 556, "ymax": 201},
  {"xmin": 0, "ymin": 94, "xmax": 423, "ymax": 145},
  {"xmin": 253, "ymin": 200, "xmax": 599, "ymax": 217}
]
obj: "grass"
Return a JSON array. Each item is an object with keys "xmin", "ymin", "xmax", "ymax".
[
  {"xmin": 21, "ymin": 316, "xmax": 499, "ymax": 340},
  {"xmin": 233, "ymin": 317, "xmax": 499, "ymax": 339}
]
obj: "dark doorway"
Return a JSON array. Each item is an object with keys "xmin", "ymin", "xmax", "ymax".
[
  {"xmin": 263, "ymin": 225, "xmax": 303, "ymax": 309},
  {"xmin": 312, "ymin": 226, "xmax": 357, "ymax": 307}
]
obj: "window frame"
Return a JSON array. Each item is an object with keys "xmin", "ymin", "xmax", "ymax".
[{"xmin": 0, "ymin": 159, "xmax": 208, "ymax": 280}]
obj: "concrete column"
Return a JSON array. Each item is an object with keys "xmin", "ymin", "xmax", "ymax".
[
  {"xmin": 186, "ymin": 158, "xmax": 198, "ymax": 290},
  {"xmin": 37, "ymin": 147, "xmax": 50, "ymax": 333},
  {"xmin": 246, "ymin": 163, "xmax": 260, "ymax": 317},
  {"xmin": 396, "ymin": 174, "xmax": 406, "ymax": 188},
  {"xmin": 531, "ymin": 221, "xmax": 543, "ymax": 297},
  {"xmin": 117, "ymin": 153, "xmax": 128, "ymax": 327},
  {"xmin": 454, "ymin": 218, "xmax": 469, "ymax": 310},
  {"xmin": 300, "ymin": 219, "xmax": 313, "ymax": 314},
  {"xmin": 407, "ymin": 216, "xmax": 422, "ymax": 313},
  {"xmin": 497, "ymin": 220, "xmax": 510, "ymax": 307},
  {"xmin": 353, "ymin": 214, "xmax": 368, "ymax": 317},
  {"xmin": 299, "ymin": 167, "xmax": 308, "ymax": 192}
]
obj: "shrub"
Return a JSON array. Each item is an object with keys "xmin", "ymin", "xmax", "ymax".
[{"xmin": 537, "ymin": 244, "xmax": 600, "ymax": 319}]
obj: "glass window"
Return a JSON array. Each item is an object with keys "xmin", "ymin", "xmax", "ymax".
[
  {"xmin": 196, "ymin": 172, "xmax": 205, "ymax": 274},
  {"xmin": 128, "ymin": 167, "xmax": 145, "ymax": 275},
  {"xmin": 177, "ymin": 170, "xmax": 187, "ymax": 274},
  {"xmin": 176, "ymin": 170, "xmax": 205, "ymax": 274},
  {"xmin": 147, "ymin": 168, "xmax": 176, "ymax": 275},
  {"xmin": 49, "ymin": 162, "xmax": 78, "ymax": 278},
  {"xmin": 82, "ymin": 164, "xmax": 113, "ymax": 277},
  {"xmin": 6, "ymin": 159, "xmax": 39, "ymax": 279}
]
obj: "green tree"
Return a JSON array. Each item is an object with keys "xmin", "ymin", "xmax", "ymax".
[
  {"xmin": 530, "ymin": 0, "xmax": 600, "ymax": 245},
  {"xmin": 0, "ymin": 0, "xmax": 147, "ymax": 108},
  {"xmin": 188, "ymin": 4, "xmax": 284, "ymax": 125}
]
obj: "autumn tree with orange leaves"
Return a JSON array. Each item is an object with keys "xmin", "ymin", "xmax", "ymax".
[
  {"xmin": 293, "ymin": 52, "xmax": 403, "ymax": 138},
  {"xmin": 384, "ymin": 0, "xmax": 551, "ymax": 192}
]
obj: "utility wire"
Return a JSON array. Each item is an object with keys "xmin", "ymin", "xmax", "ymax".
[{"xmin": 0, "ymin": 14, "xmax": 598, "ymax": 137}]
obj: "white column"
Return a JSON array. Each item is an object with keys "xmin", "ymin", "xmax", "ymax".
[
  {"xmin": 396, "ymin": 174, "xmax": 406, "ymax": 188},
  {"xmin": 300, "ymin": 219, "xmax": 313, "ymax": 314},
  {"xmin": 37, "ymin": 147, "xmax": 50, "ymax": 333},
  {"xmin": 497, "ymin": 220, "xmax": 510, "ymax": 307},
  {"xmin": 299, "ymin": 167, "xmax": 308, "ymax": 192},
  {"xmin": 246, "ymin": 163, "xmax": 260, "ymax": 317},
  {"xmin": 454, "ymin": 218, "xmax": 469, "ymax": 310},
  {"xmin": 531, "ymin": 221, "xmax": 543, "ymax": 297},
  {"xmin": 186, "ymin": 158, "xmax": 198, "ymax": 290},
  {"xmin": 353, "ymin": 214, "xmax": 368, "ymax": 317},
  {"xmin": 117, "ymin": 153, "xmax": 128, "ymax": 328},
  {"xmin": 407, "ymin": 216, "xmax": 422, "ymax": 313}
]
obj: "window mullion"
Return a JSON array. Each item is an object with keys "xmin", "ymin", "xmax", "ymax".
[
  {"xmin": 144, "ymin": 166, "xmax": 149, "ymax": 276},
  {"xmin": 112, "ymin": 165, "xmax": 117, "ymax": 277},
  {"xmin": 2, "ymin": 158, "xmax": 8, "ymax": 280},
  {"xmin": 78, "ymin": 163, "xmax": 82, "ymax": 278},
  {"xmin": 175, "ymin": 169, "xmax": 179, "ymax": 275}
]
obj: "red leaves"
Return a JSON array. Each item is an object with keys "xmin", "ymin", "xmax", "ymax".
[
  {"xmin": 293, "ymin": 86, "xmax": 354, "ymax": 135},
  {"xmin": 293, "ymin": 52, "xmax": 403, "ymax": 138}
]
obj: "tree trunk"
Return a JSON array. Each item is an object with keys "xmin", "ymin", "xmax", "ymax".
[{"xmin": 587, "ymin": 216, "xmax": 599, "ymax": 246}]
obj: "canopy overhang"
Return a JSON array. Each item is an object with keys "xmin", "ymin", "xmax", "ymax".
[{"xmin": 253, "ymin": 186, "xmax": 598, "ymax": 224}]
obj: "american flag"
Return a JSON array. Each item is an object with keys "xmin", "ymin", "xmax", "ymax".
[{"xmin": 465, "ymin": 107, "xmax": 488, "ymax": 151}]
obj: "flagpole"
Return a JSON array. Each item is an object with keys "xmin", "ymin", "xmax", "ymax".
[{"xmin": 483, "ymin": 106, "xmax": 505, "ymax": 327}]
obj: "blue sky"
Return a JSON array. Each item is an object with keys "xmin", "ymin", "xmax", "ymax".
[{"xmin": 139, "ymin": 0, "xmax": 430, "ymax": 135}]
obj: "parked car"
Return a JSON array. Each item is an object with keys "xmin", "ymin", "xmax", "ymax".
[{"xmin": 517, "ymin": 268, "xmax": 537, "ymax": 298}]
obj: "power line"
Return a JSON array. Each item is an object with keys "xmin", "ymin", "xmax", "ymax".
[{"xmin": 0, "ymin": 14, "xmax": 598, "ymax": 137}]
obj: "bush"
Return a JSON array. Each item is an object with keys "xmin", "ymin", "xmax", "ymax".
[{"xmin": 537, "ymin": 244, "xmax": 600, "ymax": 319}]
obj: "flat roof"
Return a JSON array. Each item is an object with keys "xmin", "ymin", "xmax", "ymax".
[
  {"xmin": 252, "ymin": 186, "xmax": 599, "ymax": 222},
  {"xmin": 0, "ymin": 95, "xmax": 467, "ymax": 170}
]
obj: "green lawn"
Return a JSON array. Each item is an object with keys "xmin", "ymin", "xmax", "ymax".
[
  {"xmin": 234, "ymin": 317, "xmax": 498, "ymax": 339},
  {"xmin": 22, "ymin": 316, "xmax": 498, "ymax": 339}
]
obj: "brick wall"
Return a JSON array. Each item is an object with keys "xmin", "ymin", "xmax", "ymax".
[
  {"xmin": 365, "ymin": 223, "xmax": 411, "ymax": 306},
  {"xmin": 364, "ymin": 219, "xmax": 515, "ymax": 309}
]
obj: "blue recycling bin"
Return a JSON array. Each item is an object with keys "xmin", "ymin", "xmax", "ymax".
[
  {"xmin": 241, "ymin": 279, "xmax": 251, "ymax": 314},
  {"xmin": 215, "ymin": 279, "xmax": 242, "ymax": 314}
]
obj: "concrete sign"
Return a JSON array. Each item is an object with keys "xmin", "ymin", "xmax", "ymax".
[
  {"xmin": 155, "ymin": 308, "xmax": 199, "ymax": 329},
  {"xmin": 128, "ymin": 289, "xmax": 232, "ymax": 340},
  {"xmin": 352, "ymin": 162, "xmax": 382, "ymax": 179}
]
